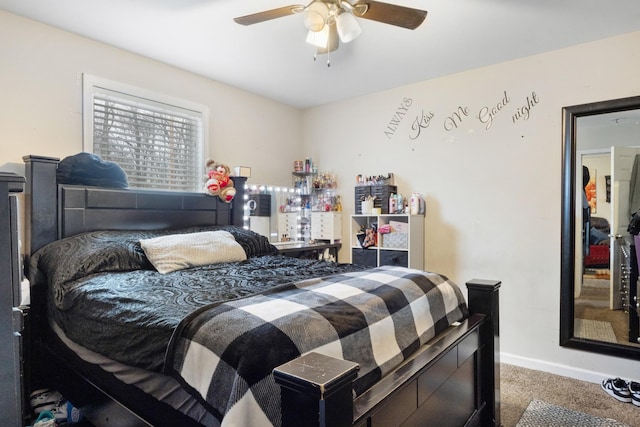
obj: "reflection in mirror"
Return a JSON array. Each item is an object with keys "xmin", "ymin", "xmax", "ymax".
[
  {"xmin": 244, "ymin": 184, "xmax": 280, "ymax": 242},
  {"xmin": 244, "ymin": 184, "xmax": 300, "ymax": 242},
  {"xmin": 561, "ymin": 95, "xmax": 640, "ymax": 359}
]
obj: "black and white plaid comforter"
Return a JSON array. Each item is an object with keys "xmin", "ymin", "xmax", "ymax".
[{"xmin": 165, "ymin": 266, "xmax": 468, "ymax": 427}]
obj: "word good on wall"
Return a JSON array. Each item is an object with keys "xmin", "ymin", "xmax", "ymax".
[{"xmin": 477, "ymin": 90, "xmax": 510, "ymax": 130}]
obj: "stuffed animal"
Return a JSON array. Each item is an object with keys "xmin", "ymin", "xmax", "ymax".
[{"xmin": 204, "ymin": 159, "xmax": 236, "ymax": 203}]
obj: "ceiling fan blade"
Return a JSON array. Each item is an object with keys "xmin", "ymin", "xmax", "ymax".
[
  {"xmin": 355, "ymin": 0, "xmax": 427, "ymax": 30},
  {"xmin": 234, "ymin": 5, "xmax": 304, "ymax": 26}
]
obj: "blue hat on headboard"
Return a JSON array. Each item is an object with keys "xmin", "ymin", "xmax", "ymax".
[{"xmin": 57, "ymin": 152, "xmax": 128, "ymax": 188}]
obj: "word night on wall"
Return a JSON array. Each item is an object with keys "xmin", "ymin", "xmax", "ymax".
[{"xmin": 512, "ymin": 91, "xmax": 539, "ymax": 123}]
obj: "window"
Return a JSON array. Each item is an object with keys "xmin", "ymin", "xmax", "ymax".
[{"xmin": 83, "ymin": 75, "xmax": 208, "ymax": 192}]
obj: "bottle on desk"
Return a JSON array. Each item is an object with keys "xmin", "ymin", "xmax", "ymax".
[{"xmin": 389, "ymin": 194, "xmax": 397, "ymax": 214}]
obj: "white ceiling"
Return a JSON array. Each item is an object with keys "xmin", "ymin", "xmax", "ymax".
[{"xmin": 2, "ymin": 0, "xmax": 640, "ymax": 108}]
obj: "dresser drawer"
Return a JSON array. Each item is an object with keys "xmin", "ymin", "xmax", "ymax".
[{"xmin": 311, "ymin": 212, "xmax": 341, "ymax": 242}]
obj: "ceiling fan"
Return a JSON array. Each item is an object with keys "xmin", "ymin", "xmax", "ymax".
[{"xmin": 234, "ymin": 0, "xmax": 427, "ymax": 65}]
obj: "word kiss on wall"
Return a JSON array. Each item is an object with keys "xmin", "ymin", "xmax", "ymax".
[{"xmin": 384, "ymin": 90, "xmax": 540, "ymax": 140}]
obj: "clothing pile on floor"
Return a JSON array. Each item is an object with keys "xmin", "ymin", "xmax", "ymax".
[{"xmin": 29, "ymin": 389, "xmax": 82, "ymax": 426}]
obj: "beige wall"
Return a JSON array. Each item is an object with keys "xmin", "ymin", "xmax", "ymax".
[
  {"xmin": 302, "ymin": 31, "xmax": 640, "ymax": 381},
  {"xmin": 0, "ymin": 10, "xmax": 302, "ymax": 186},
  {"xmin": 3, "ymin": 8, "xmax": 640, "ymax": 384}
]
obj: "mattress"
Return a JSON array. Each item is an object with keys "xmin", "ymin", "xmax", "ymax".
[{"xmin": 29, "ymin": 226, "xmax": 368, "ymax": 371}]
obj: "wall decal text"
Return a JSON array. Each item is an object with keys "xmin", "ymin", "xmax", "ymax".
[
  {"xmin": 512, "ymin": 91, "xmax": 539, "ymax": 123},
  {"xmin": 390, "ymin": 89, "xmax": 541, "ymax": 140},
  {"xmin": 409, "ymin": 110, "xmax": 435, "ymax": 140},
  {"xmin": 384, "ymin": 97, "xmax": 414, "ymax": 139},
  {"xmin": 477, "ymin": 90, "xmax": 510, "ymax": 130},
  {"xmin": 444, "ymin": 106, "xmax": 471, "ymax": 131}
]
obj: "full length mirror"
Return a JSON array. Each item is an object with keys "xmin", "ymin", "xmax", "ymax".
[{"xmin": 561, "ymin": 95, "xmax": 640, "ymax": 359}]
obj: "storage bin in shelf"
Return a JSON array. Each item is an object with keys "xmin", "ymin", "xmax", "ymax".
[
  {"xmin": 350, "ymin": 214, "xmax": 424, "ymax": 269},
  {"xmin": 380, "ymin": 232, "xmax": 408, "ymax": 249},
  {"xmin": 379, "ymin": 216, "xmax": 410, "ymax": 249}
]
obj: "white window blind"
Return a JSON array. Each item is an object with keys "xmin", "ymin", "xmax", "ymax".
[{"xmin": 83, "ymin": 75, "xmax": 207, "ymax": 192}]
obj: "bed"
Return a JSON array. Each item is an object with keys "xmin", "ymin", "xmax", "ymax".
[{"xmin": 21, "ymin": 155, "xmax": 501, "ymax": 427}]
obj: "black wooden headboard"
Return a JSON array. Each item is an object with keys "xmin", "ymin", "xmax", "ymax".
[{"xmin": 22, "ymin": 155, "xmax": 247, "ymax": 258}]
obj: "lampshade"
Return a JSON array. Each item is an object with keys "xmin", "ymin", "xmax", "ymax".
[
  {"xmin": 303, "ymin": 1, "xmax": 329, "ymax": 32},
  {"xmin": 336, "ymin": 11, "xmax": 361, "ymax": 43},
  {"xmin": 315, "ymin": 22, "xmax": 339, "ymax": 53},
  {"xmin": 306, "ymin": 27, "xmax": 329, "ymax": 48}
]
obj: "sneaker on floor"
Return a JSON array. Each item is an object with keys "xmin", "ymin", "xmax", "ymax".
[
  {"xmin": 601, "ymin": 377, "xmax": 632, "ymax": 403},
  {"xmin": 629, "ymin": 381, "xmax": 640, "ymax": 407}
]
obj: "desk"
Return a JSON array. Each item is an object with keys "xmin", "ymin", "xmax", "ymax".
[{"xmin": 275, "ymin": 242, "xmax": 341, "ymax": 262}]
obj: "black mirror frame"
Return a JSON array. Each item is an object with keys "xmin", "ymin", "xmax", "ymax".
[{"xmin": 561, "ymin": 94, "xmax": 640, "ymax": 359}]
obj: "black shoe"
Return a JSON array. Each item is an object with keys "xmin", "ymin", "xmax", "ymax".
[
  {"xmin": 629, "ymin": 381, "xmax": 640, "ymax": 407},
  {"xmin": 601, "ymin": 377, "xmax": 632, "ymax": 403}
]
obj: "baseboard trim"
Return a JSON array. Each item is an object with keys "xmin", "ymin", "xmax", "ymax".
[{"xmin": 500, "ymin": 352, "xmax": 611, "ymax": 384}]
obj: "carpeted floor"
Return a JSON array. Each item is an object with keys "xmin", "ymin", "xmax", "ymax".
[
  {"xmin": 574, "ymin": 278, "xmax": 640, "ymax": 348},
  {"xmin": 501, "ymin": 364, "xmax": 639, "ymax": 427}
]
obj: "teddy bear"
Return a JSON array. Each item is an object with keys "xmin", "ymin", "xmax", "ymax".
[{"xmin": 204, "ymin": 159, "xmax": 236, "ymax": 203}]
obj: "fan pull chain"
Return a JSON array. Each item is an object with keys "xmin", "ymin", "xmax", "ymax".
[{"xmin": 311, "ymin": 48, "xmax": 330, "ymax": 67}]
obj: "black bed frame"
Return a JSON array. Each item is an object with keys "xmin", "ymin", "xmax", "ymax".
[{"xmin": 21, "ymin": 155, "xmax": 501, "ymax": 427}]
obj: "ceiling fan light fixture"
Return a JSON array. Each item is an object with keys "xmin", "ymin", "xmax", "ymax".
[
  {"xmin": 319, "ymin": 21, "xmax": 339, "ymax": 52},
  {"xmin": 306, "ymin": 27, "xmax": 329, "ymax": 48},
  {"xmin": 336, "ymin": 10, "xmax": 361, "ymax": 43},
  {"xmin": 233, "ymin": 0, "xmax": 427, "ymax": 66},
  {"xmin": 303, "ymin": 1, "xmax": 329, "ymax": 32}
]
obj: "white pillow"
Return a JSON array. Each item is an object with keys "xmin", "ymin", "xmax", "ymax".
[{"xmin": 140, "ymin": 230, "xmax": 247, "ymax": 274}]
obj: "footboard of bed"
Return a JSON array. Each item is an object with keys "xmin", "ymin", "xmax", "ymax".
[{"xmin": 274, "ymin": 279, "xmax": 501, "ymax": 427}]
